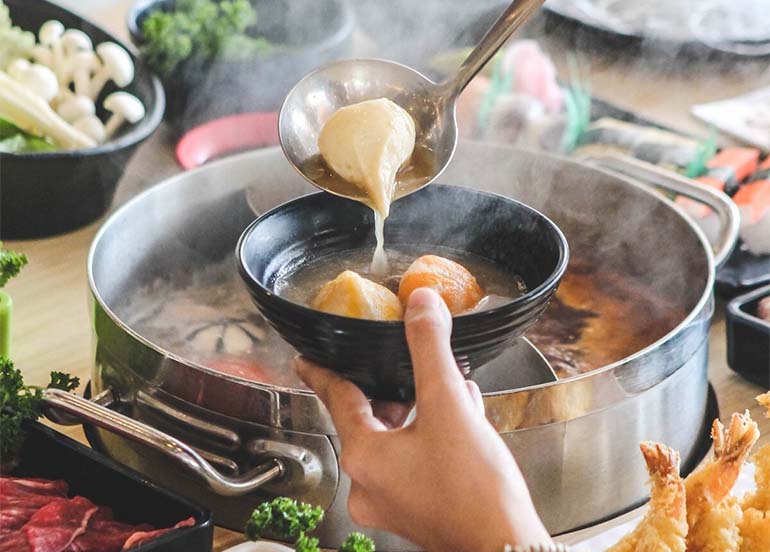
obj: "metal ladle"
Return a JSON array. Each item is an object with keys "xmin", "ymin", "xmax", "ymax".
[{"xmin": 278, "ymin": 0, "xmax": 545, "ymax": 203}]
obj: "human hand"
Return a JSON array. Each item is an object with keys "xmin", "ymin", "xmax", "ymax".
[{"xmin": 295, "ymin": 288, "xmax": 552, "ymax": 552}]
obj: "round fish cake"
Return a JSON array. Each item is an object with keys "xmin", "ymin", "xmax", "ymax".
[
  {"xmin": 311, "ymin": 270, "xmax": 404, "ymax": 321},
  {"xmin": 398, "ymin": 255, "xmax": 484, "ymax": 314}
]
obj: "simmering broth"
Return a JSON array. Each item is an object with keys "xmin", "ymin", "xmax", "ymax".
[{"xmin": 118, "ymin": 257, "xmax": 682, "ymax": 387}]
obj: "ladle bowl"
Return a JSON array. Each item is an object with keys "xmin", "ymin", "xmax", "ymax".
[
  {"xmin": 279, "ymin": 0, "xmax": 545, "ymax": 200},
  {"xmin": 279, "ymin": 58, "xmax": 454, "ymax": 202},
  {"xmin": 237, "ymin": 184, "xmax": 569, "ymax": 401}
]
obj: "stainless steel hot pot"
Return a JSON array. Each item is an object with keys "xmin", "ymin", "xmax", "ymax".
[{"xmin": 45, "ymin": 142, "xmax": 738, "ymax": 549}]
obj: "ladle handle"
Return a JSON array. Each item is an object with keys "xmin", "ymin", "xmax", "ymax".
[
  {"xmin": 587, "ymin": 154, "xmax": 740, "ymax": 268},
  {"xmin": 43, "ymin": 388, "xmax": 285, "ymax": 497},
  {"xmin": 441, "ymin": 0, "xmax": 546, "ymax": 99}
]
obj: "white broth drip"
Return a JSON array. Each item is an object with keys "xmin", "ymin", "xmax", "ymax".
[
  {"xmin": 317, "ymin": 98, "xmax": 418, "ymax": 276},
  {"xmin": 372, "ymin": 211, "xmax": 389, "ymax": 275}
]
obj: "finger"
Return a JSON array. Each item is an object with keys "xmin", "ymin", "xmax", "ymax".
[
  {"xmin": 404, "ymin": 288, "xmax": 465, "ymax": 402},
  {"xmin": 347, "ymin": 482, "xmax": 379, "ymax": 528},
  {"xmin": 294, "ymin": 357, "xmax": 385, "ymax": 441},
  {"xmin": 465, "ymin": 380, "xmax": 485, "ymax": 416},
  {"xmin": 371, "ymin": 400, "xmax": 413, "ymax": 429}
]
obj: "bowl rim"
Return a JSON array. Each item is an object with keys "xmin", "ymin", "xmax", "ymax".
[
  {"xmin": 236, "ymin": 183, "xmax": 570, "ymax": 327},
  {"xmin": 0, "ymin": 0, "xmax": 165, "ymax": 160},
  {"xmin": 126, "ymin": 0, "xmax": 355, "ymax": 57}
]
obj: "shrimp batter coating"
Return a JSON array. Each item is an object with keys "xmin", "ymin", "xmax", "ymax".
[
  {"xmin": 685, "ymin": 412, "xmax": 760, "ymax": 552},
  {"xmin": 741, "ymin": 393, "xmax": 770, "ymax": 512},
  {"xmin": 606, "ymin": 442, "xmax": 687, "ymax": 552},
  {"xmin": 739, "ymin": 392, "xmax": 770, "ymax": 552}
]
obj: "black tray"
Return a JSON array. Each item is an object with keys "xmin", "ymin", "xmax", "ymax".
[
  {"xmin": 7, "ymin": 421, "xmax": 213, "ymax": 552},
  {"xmin": 727, "ymin": 284, "xmax": 770, "ymax": 387}
]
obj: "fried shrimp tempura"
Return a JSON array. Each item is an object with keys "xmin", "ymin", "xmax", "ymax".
[
  {"xmin": 606, "ymin": 443, "xmax": 687, "ymax": 552},
  {"xmin": 739, "ymin": 508, "xmax": 770, "ymax": 552},
  {"xmin": 685, "ymin": 412, "xmax": 760, "ymax": 552},
  {"xmin": 739, "ymin": 392, "xmax": 770, "ymax": 552},
  {"xmin": 742, "ymin": 393, "xmax": 770, "ymax": 512}
]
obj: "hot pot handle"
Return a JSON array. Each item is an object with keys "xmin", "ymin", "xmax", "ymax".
[
  {"xmin": 586, "ymin": 153, "xmax": 740, "ymax": 268},
  {"xmin": 42, "ymin": 388, "xmax": 285, "ymax": 497}
]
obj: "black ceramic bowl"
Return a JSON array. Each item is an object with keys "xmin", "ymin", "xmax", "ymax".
[
  {"xmin": 127, "ymin": 0, "xmax": 353, "ymax": 134},
  {"xmin": 0, "ymin": 0, "xmax": 164, "ymax": 240},
  {"xmin": 237, "ymin": 185, "xmax": 569, "ymax": 401}
]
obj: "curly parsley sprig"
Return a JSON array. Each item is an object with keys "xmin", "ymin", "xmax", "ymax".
[
  {"xmin": 0, "ymin": 357, "xmax": 80, "ymax": 461},
  {"xmin": 0, "ymin": 242, "xmax": 28, "ymax": 288},
  {"xmin": 245, "ymin": 497, "xmax": 375, "ymax": 551}
]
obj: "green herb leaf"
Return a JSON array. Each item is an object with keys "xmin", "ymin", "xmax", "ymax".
[
  {"xmin": 0, "ymin": 357, "xmax": 42, "ymax": 460},
  {"xmin": 245, "ymin": 497, "xmax": 324, "ymax": 541},
  {"xmin": 0, "ymin": 243, "xmax": 28, "ymax": 288},
  {"xmin": 338, "ymin": 532, "xmax": 376, "ymax": 552},
  {"xmin": 295, "ymin": 531, "xmax": 321, "ymax": 552},
  {"xmin": 0, "ymin": 356, "xmax": 79, "ymax": 462},
  {"xmin": 48, "ymin": 372, "xmax": 80, "ymax": 392}
]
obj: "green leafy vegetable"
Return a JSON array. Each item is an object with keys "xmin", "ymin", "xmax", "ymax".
[
  {"xmin": 295, "ymin": 531, "xmax": 321, "ymax": 552},
  {"xmin": 0, "ymin": 242, "xmax": 28, "ymax": 288},
  {"xmin": 140, "ymin": 0, "xmax": 272, "ymax": 76},
  {"xmin": 245, "ymin": 497, "xmax": 324, "ymax": 541},
  {"xmin": 0, "ymin": 357, "xmax": 80, "ymax": 460},
  {"xmin": 0, "ymin": 1, "xmax": 34, "ymax": 70},
  {"xmin": 0, "ymin": 118, "xmax": 56, "ymax": 153},
  {"xmin": 338, "ymin": 532, "xmax": 376, "ymax": 552}
]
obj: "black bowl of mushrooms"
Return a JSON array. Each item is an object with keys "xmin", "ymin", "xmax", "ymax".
[{"xmin": 0, "ymin": 0, "xmax": 164, "ymax": 239}]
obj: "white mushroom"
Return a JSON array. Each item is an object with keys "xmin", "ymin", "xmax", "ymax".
[
  {"xmin": 57, "ymin": 95, "xmax": 95, "ymax": 123},
  {"xmin": 0, "ymin": 71, "xmax": 95, "ymax": 149},
  {"xmin": 89, "ymin": 43, "xmax": 134, "ymax": 101},
  {"xmin": 59, "ymin": 29, "xmax": 94, "ymax": 85},
  {"xmin": 30, "ymin": 45, "xmax": 53, "ymax": 67},
  {"xmin": 73, "ymin": 114, "xmax": 106, "ymax": 143},
  {"xmin": 38, "ymin": 20, "xmax": 65, "ymax": 80},
  {"xmin": 102, "ymin": 91, "xmax": 144, "ymax": 138},
  {"xmin": 68, "ymin": 51, "xmax": 99, "ymax": 97},
  {"xmin": 51, "ymin": 88, "xmax": 75, "ymax": 110},
  {"xmin": 7, "ymin": 59, "xmax": 30, "ymax": 80},
  {"xmin": 11, "ymin": 63, "xmax": 59, "ymax": 103}
]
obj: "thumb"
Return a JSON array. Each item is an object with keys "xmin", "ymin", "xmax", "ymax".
[{"xmin": 404, "ymin": 288, "xmax": 465, "ymax": 402}]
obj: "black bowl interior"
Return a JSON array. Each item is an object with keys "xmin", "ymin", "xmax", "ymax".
[
  {"xmin": 253, "ymin": 187, "xmax": 563, "ymax": 297},
  {"xmin": 238, "ymin": 184, "xmax": 569, "ymax": 400}
]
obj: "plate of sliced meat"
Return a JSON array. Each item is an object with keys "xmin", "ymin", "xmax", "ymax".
[{"xmin": 1, "ymin": 422, "xmax": 211, "ymax": 552}]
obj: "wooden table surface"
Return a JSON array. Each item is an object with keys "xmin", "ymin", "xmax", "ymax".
[{"xmin": 4, "ymin": 3, "xmax": 770, "ymax": 550}]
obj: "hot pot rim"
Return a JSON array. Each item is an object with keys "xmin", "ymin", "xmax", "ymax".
[{"xmin": 87, "ymin": 145, "xmax": 717, "ymax": 431}]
